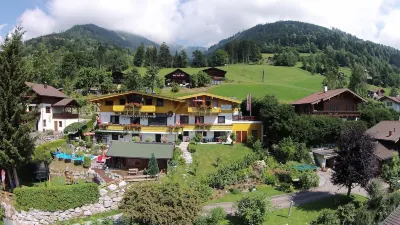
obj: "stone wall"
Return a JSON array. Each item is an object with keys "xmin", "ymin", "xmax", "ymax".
[{"xmin": 1, "ymin": 181, "xmax": 127, "ymax": 225}]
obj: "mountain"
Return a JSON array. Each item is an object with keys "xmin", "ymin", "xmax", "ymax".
[
  {"xmin": 25, "ymin": 24, "xmax": 159, "ymax": 52},
  {"xmin": 169, "ymin": 44, "xmax": 207, "ymax": 59}
]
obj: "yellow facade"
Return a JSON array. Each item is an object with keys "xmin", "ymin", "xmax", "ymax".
[{"xmin": 232, "ymin": 122, "xmax": 263, "ymax": 141}]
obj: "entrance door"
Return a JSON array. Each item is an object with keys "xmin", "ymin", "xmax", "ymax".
[
  {"xmin": 155, "ymin": 134, "xmax": 161, "ymax": 143},
  {"xmin": 54, "ymin": 121, "xmax": 58, "ymax": 132},
  {"xmin": 242, "ymin": 131, "xmax": 247, "ymax": 143},
  {"xmin": 236, "ymin": 131, "xmax": 242, "ymax": 143}
]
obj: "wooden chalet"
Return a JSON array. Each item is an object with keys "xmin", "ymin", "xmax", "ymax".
[
  {"xmin": 164, "ymin": 69, "xmax": 190, "ymax": 86},
  {"xmin": 202, "ymin": 67, "xmax": 227, "ymax": 85},
  {"xmin": 291, "ymin": 86, "xmax": 366, "ymax": 118}
]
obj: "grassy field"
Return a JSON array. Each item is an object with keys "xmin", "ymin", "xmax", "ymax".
[{"xmin": 223, "ymin": 194, "xmax": 367, "ymax": 225}]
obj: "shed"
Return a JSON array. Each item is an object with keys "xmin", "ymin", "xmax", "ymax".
[{"xmin": 312, "ymin": 148, "xmax": 337, "ymax": 169}]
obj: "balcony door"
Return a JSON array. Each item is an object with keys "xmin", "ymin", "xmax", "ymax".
[
  {"xmin": 155, "ymin": 134, "xmax": 161, "ymax": 142},
  {"xmin": 54, "ymin": 121, "xmax": 58, "ymax": 132}
]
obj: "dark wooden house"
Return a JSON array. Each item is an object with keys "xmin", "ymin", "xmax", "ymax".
[
  {"xmin": 291, "ymin": 86, "xmax": 366, "ymax": 118},
  {"xmin": 202, "ymin": 67, "xmax": 226, "ymax": 85},
  {"xmin": 164, "ymin": 69, "xmax": 190, "ymax": 86}
]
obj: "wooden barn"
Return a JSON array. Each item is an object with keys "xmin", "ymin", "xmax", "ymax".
[
  {"xmin": 202, "ymin": 67, "xmax": 227, "ymax": 85},
  {"xmin": 164, "ymin": 69, "xmax": 190, "ymax": 86}
]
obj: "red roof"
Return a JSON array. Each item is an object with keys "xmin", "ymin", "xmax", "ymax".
[
  {"xmin": 379, "ymin": 96, "xmax": 400, "ymax": 104},
  {"xmin": 292, "ymin": 88, "xmax": 366, "ymax": 105},
  {"xmin": 25, "ymin": 82, "xmax": 67, "ymax": 98}
]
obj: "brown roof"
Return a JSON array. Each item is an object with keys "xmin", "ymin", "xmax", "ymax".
[
  {"xmin": 374, "ymin": 141, "xmax": 397, "ymax": 161},
  {"xmin": 291, "ymin": 88, "xmax": 366, "ymax": 105},
  {"xmin": 52, "ymin": 98, "xmax": 80, "ymax": 107},
  {"xmin": 164, "ymin": 69, "xmax": 190, "ymax": 78},
  {"xmin": 379, "ymin": 96, "xmax": 400, "ymax": 104},
  {"xmin": 366, "ymin": 121, "xmax": 400, "ymax": 142},
  {"xmin": 25, "ymin": 82, "xmax": 67, "ymax": 98},
  {"xmin": 381, "ymin": 206, "xmax": 400, "ymax": 225}
]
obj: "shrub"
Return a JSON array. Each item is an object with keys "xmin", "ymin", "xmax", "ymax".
[
  {"xmin": 14, "ymin": 183, "xmax": 99, "ymax": 211},
  {"xmin": 299, "ymin": 171, "xmax": 320, "ymax": 190},
  {"xmin": 173, "ymin": 147, "xmax": 181, "ymax": 161},
  {"xmin": 277, "ymin": 182, "xmax": 294, "ymax": 193},
  {"xmin": 188, "ymin": 143, "xmax": 197, "ymax": 153},
  {"xmin": 381, "ymin": 152, "xmax": 400, "ymax": 182},
  {"xmin": 178, "ymin": 157, "xmax": 186, "ymax": 165},
  {"xmin": 145, "ymin": 137, "xmax": 152, "ymax": 142},
  {"xmin": 246, "ymin": 135, "xmax": 254, "ymax": 146},
  {"xmin": 209, "ymin": 207, "xmax": 227, "ymax": 224},
  {"xmin": 174, "ymin": 138, "xmax": 182, "ymax": 145},
  {"xmin": 0, "ymin": 205, "xmax": 3, "ymax": 221},
  {"xmin": 132, "ymin": 136, "xmax": 141, "ymax": 142},
  {"xmin": 253, "ymin": 140, "xmax": 263, "ymax": 155},
  {"xmin": 171, "ymin": 82, "xmax": 180, "ymax": 93},
  {"xmin": 230, "ymin": 132, "xmax": 236, "ymax": 142},
  {"xmin": 311, "ymin": 209, "xmax": 340, "ymax": 225},
  {"xmin": 147, "ymin": 153, "xmax": 160, "ymax": 176},
  {"xmin": 366, "ymin": 178, "xmax": 386, "ymax": 209},
  {"xmin": 236, "ymin": 193, "xmax": 271, "ymax": 225},
  {"xmin": 264, "ymin": 174, "xmax": 277, "ymax": 185},
  {"xmin": 83, "ymin": 156, "xmax": 91, "ymax": 168},
  {"xmin": 75, "ymin": 151, "xmax": 84, "ymax": 157},
  {"xmin": 337, "ymin": 203, "xmax": 357, "ymax": 225},
  {"xmin": 192, "ymin": 133, "xmax": 202, "ymax": 143},
  {"xmin": 229, "ymin": 188, "xmax": 241, "ymax": 195},
  {"xmin": 86, "ymin": 142, "xmax": 93, "ymax": 149}
]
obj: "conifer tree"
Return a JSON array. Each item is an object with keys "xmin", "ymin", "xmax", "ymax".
[
  {"xmin": 179, "ymin": 50, "xmax": 189, "ymax": 68},
  {"xmin": 157, "ymin": 42, "xmax": 172, "ymax": 68},
  {"xmin": 133, "ymin": 44, "xmax": 145, "ymax": 67},
  {"xmin": 147, "ymin": 153, "xmax": 159, "ymax": 176},
  {"xmin": 0, "ymin": 27, "xmax": 36, "ymax": 189},
  {"xmin": 173, "ymin": 51, "xmax": 179, "ymax": 68}
]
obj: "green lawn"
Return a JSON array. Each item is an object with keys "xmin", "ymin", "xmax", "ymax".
[
  {"xmin": 191, "ymin": 144, "xmax": 254, "ymax": 176},
  {"xmin": 223, "ymin": 194, "xmax": 367, "ymax": 225},
  {"xmin": 209, "ymin": 184, "xmax": 286, "ymax": 204}
]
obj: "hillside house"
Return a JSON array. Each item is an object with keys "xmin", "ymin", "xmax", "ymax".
[
  {"xmin": 366, "ymin": 121, "xmax": 400, "ymax": 166},
  {"xmin": 368, "ymin": 88, "xmax": 385, "ymax": 99},
  {"xmin": 202, "ymin": 67, "xmax": 227, "ymax": 85},
  {"xmin": 164, "ymin": 69, "xmax": 190, "ymax": 86},
  {"xmin": 291, "ymin": 86, "xmax": 366, "ymax": 119},
  {"xmin": 379, "ymin": 96, "xmax": 400, "ymax": 112},
  {"xmin": 25, "ymin": 82, "xmax": 80, "ymax": 132}
]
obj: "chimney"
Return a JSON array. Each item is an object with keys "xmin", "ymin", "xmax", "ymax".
[
  {"xmin": 389, "ymin": 130, "xmax": 393, "ymax": 137},
  {"xmin": 323, "ymin": 85, "xmax": 328, "ymax": 93},
  {"xmin": 44, "ymin": 82, "xmax": 47, "ymax": 89}
]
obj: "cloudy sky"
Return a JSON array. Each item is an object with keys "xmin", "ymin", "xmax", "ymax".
[{"xmin": 1, "ymin": 0, "xmax": 400, "ymax": 48}]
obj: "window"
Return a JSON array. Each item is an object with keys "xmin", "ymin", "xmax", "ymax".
[
  {"xmin": 43, "ymin": 119, "xmax": 46, "ymax": 127},
  {"xmin": 346, "ymin": 105, "xmax": 355, "ymax": 111},
  {"xmin": 251, "ymin": 130, "xmax": 258, "ymax": 139},
  {"xmin": 156, "ymin": 98, "xmax": 164, "ymax": 107},
  {"xmin": 130, "ymin": 117, "xmax": 140, "ymax": 124},
  {"xmin": 218, "ymin": 116, "xmax": 225, "ymax": 124},
  {"xmin": 119, "ymin": 99, "xmax": 126, "ymax": 105},
  {"xmin": 120, "ymin": 134, "xmax": 124, "ymax": 138},
  {"xmin": 195, "ymin": 116, "xmax": 204, "ymax": 124},
  {"xmin": 387, "ymin": 102, "xmax": 393, "ymax": 107},
  {"xmin": 105, "ymin": 100, "xmax": 113, "ymax": 106},
  {"xmin": 59, "ymin": 121, "xmax": 62, "ymax": 127},
  {"xmin": 112, "ymin": 134, "xmax": 119, "ymax": 140},
  {"xmin": 212, "ymin": 99, "xmax": 218, "ymax": 107},
  {"xmin": 148, "ymin": 113, "xmax": 167, "ymax": 126},
  {"xmin": 183, "ymin": 131, "xmax": 189, "ymax": 136},
  {"xmin": 145, "ymin": 98, "xmax": 153, "ymax": 105},
  {"xmin": 206, "ymin": 96, "xmax": 212, "ymax": 106},
  {"xmin": 110, "ymin": 115, "xmax": 120, "ymax": 124},
  {"xmin": 180, "ymin": 115, "xmax": 189, "ymax": 124},
  {"xmin": 203, "ymin": 131, "xmax": 207, "ymax": 137},
  {"xmin": 28, "ymin": 106, "xmax": 36, "ymax": 112},
  {"xmin": 46, "ymin": 106, "xmax": 51, "ymax": 113},
  {"xmin": 328, "ymin": 106, "xmax": 339, "ymax": 111}
]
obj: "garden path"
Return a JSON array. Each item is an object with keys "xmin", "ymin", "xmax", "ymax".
[{"xmin": 179, "ymin": 142, "xmax": 192, "ymax": 164}]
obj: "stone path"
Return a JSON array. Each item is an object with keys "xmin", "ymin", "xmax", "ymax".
[
  {"xmin": 203, "ymin": 171, "xmax": 369, "ymax": 215},
  {"xmin": 179, "ymin": 142, "xmax": 192, "ymax": 164}
]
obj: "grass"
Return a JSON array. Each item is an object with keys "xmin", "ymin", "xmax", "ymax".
[
  {"xmin": 190, "ymin": 144, "xmax": 254, "ymax": 176},
  {"xmin": 56, "ymin": 210, "xmax": 121, "ymax": 225},
  {"xmin": 209, "ymin": 184, "xmax": 286, "ymax": 204},
  {"xmin": 222, "ymin": 194, "xmax": 367, "ymax": 225},
  {"xmin": 49, "ymin": 159, "xmax": 89, "ymax": 173}
]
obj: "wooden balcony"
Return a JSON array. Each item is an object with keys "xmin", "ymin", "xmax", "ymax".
[
  {"xmin": 232, "ymin": 116, "xmax": 257, "ymax": 121},
  {"xmin": 187, "ymin": 107, "xmax": 221, "ymax": 114},
  {"xmin": 311, "ymin": 111, "xmax": 361, "ymax": 117},
  {"xmin": 112, "ymin": 105, "xmax": 156, "ymax": 113},
  {"xmin": 98, "ymin": 124, "xmax": 169, "ymax": 133},
  {"xmin": 52, "ymin": 113, "xmax": 79, "ymax": 119},
  {"xmin": 183, "ymin": 124, "xmax": 233, "ymax": 131}
]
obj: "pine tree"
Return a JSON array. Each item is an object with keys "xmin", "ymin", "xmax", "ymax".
[
  {"xmin": 124, "ymin": 68, "xmax": 143, "ymax": 91},
  {"xmin": 29, "ymin": 43, "xmax": 55, "ymax": 85},
  {"xmin": 173, "ymin": 51, "xmax": 179, "ymax": 68},
  {"xmin": 147, "ymin": 153, "xmax": 159, "ymax": 176},
  {"xmin": 157, "ymin": 42, "xmax": 172, "ymax": 68},
  {"xmin": 389, "ymin": 87, "xmax": 399, "ymax": 97},
  {"xmin": 179, "ymin": 50, "xmax": 189, "ymax": 68},
  {"xmin": 133, "ymin": 44, "xmax": 145, "ymax": 67},
  {"xmin": 0, "ymin": 27, "xmax": 36, "ymax": 189},
  {"xmin": 192, "ymin": 50, "xmax": 207, "ymax": 67},
  {"xmin": 144, "ymin": 66, "xmax": 160, "ymax": 93}
]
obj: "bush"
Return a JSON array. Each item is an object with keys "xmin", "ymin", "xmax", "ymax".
[
  {"xmin": 277, "ymin": 182, "xmax": 294, "ymax": 193},
  {"xmin": 132, "ymin": 136, "xmax": 141, "ymax": 142},
  {"xmin": 230, "ymin": 132, "xmax": 236, "ymax": 142},
  {"xmin": 83, "ymin": 156, "xmax": 91, "ymax": 168},
  {"xmin": 229, "ymin": 188, "xmax": 241, "ymax": 195},
  {"xmin": 337, "ymin": 203, "xmax": 357, "ymax": 225},
  {"xmin": 145, "ymin": 137, "xmax": 152, "ymax": 142},
  {"xmin": 236, "ymin": 193, "xmax": 271, "ymax": 225},
  {"xmin": 195, "ymin": 207, "xmax": 226, "ymax": 225},
  {"xmin": 188, "ymin": 143, "xmax": 197, "ymax": 153},
  {"xmin": 366, "ymin": 178, "xmax": 386, "ymax": 209},
  {"xmin": 264, "ymin": 174, "xmax": 277, "ymax": 185},
  {"xmin": 246, "ymin": 135, "xmax": 254, "ymax": 146},
  {"xmin": 171, "ymin": 82, "xmax": 180, "ymax": 93},
  {"xmin": 174, "ymin": 138, "xmax": 182, "ymax": 145},
  {"xmin": 86, "ymin": 142, "xmax": 93, "ymax": 149},
  {"xmin": 381, "ymin": 152, "xmax": 400, "ymax": 183},
  {"xmin": 173, "ymin": 147, "xmax": 181, "ymax": 161},
  {"xmin": 14, "ymin": 183, "xmax": 99, "ymax": 211},
  {"xmin": 299, "ymin": 171, "xmax": 320, "ymax": 190},
  {"xmin": 192, "ymin": 133, "xmax": 202, "ymax": 143},
  {"xmin": 311, "ymin": 209, "xmax": 340, "ymax": 225}
]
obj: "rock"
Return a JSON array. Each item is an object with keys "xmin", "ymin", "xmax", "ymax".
[
  {"xmin": 100, "ymin": 188, "xmax": 108, "ymax": 196},
  {"xmin": 111, "ymin": 205, "xmax": 118, "ymax": 210},
  {"xmin": 50, "ymin": 216, "xmax": 57, "ymax": 222},
  {"xmin": 109, "ymin": 192, "xmax": 116, "ymax": 198},
  {"xmin": 81, "ymin": 205, "xmax": 90, "ymax": 211},
  {"xmin": 95, "ymin": 203, "xmax": 102, "ymax": 208},
  {"xmin": 75, "ymin": 207, "xmax": 82, "ymax": 213},
  {"xmin": 40, "ymin": 219, "xmax": 49, "ymax": 225},
  {"xmin": 53, "ymin": 211, "xmax": 60, "ymax": 216},
  {"xmin": 84, "ymin": 210, "xmax": 92, "ymax": 216},
  {"xmin": 118, "ymin": 181, "xmax": 127, "ymax": 187},
  {"xmin": 107, "ymin": 184, "xmax": 117, "ymax": 191},
  {"xmin": 113, "ymin": 197, "xmax": 123, "ymax": 202},
  {"xmin": 104, "ymin": 200, "xmax": 113, "ymax": 208},
  {"xmin": 104, "ymin": 195, "xmax": 111, "ymax": 201}
]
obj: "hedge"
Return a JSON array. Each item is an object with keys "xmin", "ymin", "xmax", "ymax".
[
  {"xmin": 35, "ymin": 139, "xmax": 67, "ymax": 152},
  {"xmin": 14, "ymin": 183, "xmax": 99, "ymax": 211}
]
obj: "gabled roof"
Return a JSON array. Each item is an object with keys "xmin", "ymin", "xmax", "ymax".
[
  {"xmin": 381, "ymin": 206, "xmax": 400, "ymax": 225},
  {"xmin": 106, "ymin": 141, "xmax": 174, "ymax": 159},
  {"xmin": 178, "ymin": 93, "xmax": 241, "ymax": 104},
  {"xmin": 25, "ymin": 82, "xmax": 68, "ymax": 98},
  {"xmin": 291, "ymin": 88, "xmax": 366, "ymax": 105},
  {"xmin": 202, "ymin": 67, "xmax": 227, "ymax": 74},
  {"xmin": 53, "ymin": 98, "xmax": 80, "ymax": 107},
  {"xmin": 164, "ymin": 69, "xmax": 190, "ymax": 78},
  {"xmin": 373, "ymin": 141, "xmax": 397, "ymax": 161},
  {"xmin": 88, "ymin": 91, "xmax": 185, "ymax": 103},
  {"xmin": 379, "ymin": 96, "xmax": 400, "ymax": 104},
  {"xmin": 366, "ymin": 121, "xmax": 400, "ymax": 142}
]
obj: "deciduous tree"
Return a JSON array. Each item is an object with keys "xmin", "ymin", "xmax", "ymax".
[
  {"xmin": 124, "ymin": 68, "xmax": 143, "ymax": 91},
  {"xmin": 192, "ymin": 50, "xmax": 207, "ymax": 67},
  {"xmin": 211, "ymin": 49, "xmax": 229, "ymax": 66}
]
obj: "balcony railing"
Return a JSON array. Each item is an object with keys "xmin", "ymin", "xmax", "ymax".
[
  {"xmin": 312, "ymin": 111, "xmax": 361, "ymax": 117},
  {"xmin": 187, "ymin": 107, "xmax": 221, "ymax": 114},
  {"xmin": 98, "ymin": 124, "xmax": 170, "ymax": 133},
  {"xmin": 183, "ymin": 124, "xmax": 233, "ymax": 131},
  {"xmin": 232, "ymin": 116, "xmax": 256, "ymax": 121},
  {"xmin": 112, "ymin": 105, "xmax": 156, "ymax": 113},
  {"xmin": 53, "ymin": 113, "xmax": 79, "ymax": 119}
]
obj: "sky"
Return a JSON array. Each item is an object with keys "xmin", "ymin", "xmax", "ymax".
[{"xmin": 1, "ymin": 0, "xmax": 400, "ymax": 49}]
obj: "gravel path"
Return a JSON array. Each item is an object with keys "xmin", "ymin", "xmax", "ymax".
[
  {"xmin": 203, "ymin": 170, "xmax": 369, "ymax": 214},
  {"xmin": 179, "ymin": 142, "xmax": 192, "ymax": 164}
]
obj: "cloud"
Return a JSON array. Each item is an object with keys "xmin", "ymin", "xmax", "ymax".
[
  {"xmin": 0, "ymin": 24, "xmax": 7, "ymax": 44},
  {"xmin": 14, "ymin": 0, "xmax": 400, "ymax": 49}
]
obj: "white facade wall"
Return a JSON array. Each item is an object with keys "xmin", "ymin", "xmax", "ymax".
[
  {"xmin": 175, "ymin": 113, "xmax": 232, "ymax": 125},
  {"xmin": 32, "ymin": 103, "xmax": 81, "ymax": 132},
  {"xmin": 167, "ymin": 114, "xmax": 175, "ymax": 125},
  {"xmin": 140, "ymin": 118, "xmax": 148, "ymax": 126},
  {"xmin": 381, "ymin": 99, "xmax": 400, "ymax": 112}
]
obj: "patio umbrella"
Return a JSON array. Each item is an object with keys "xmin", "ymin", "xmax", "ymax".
[
  {"xmin": 192, "ymin": 99, "xmax": 204, "ymax": 102},
  {"xmin": 97, "ymin": 115, "xmax": 101, "ymax": 124}
]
